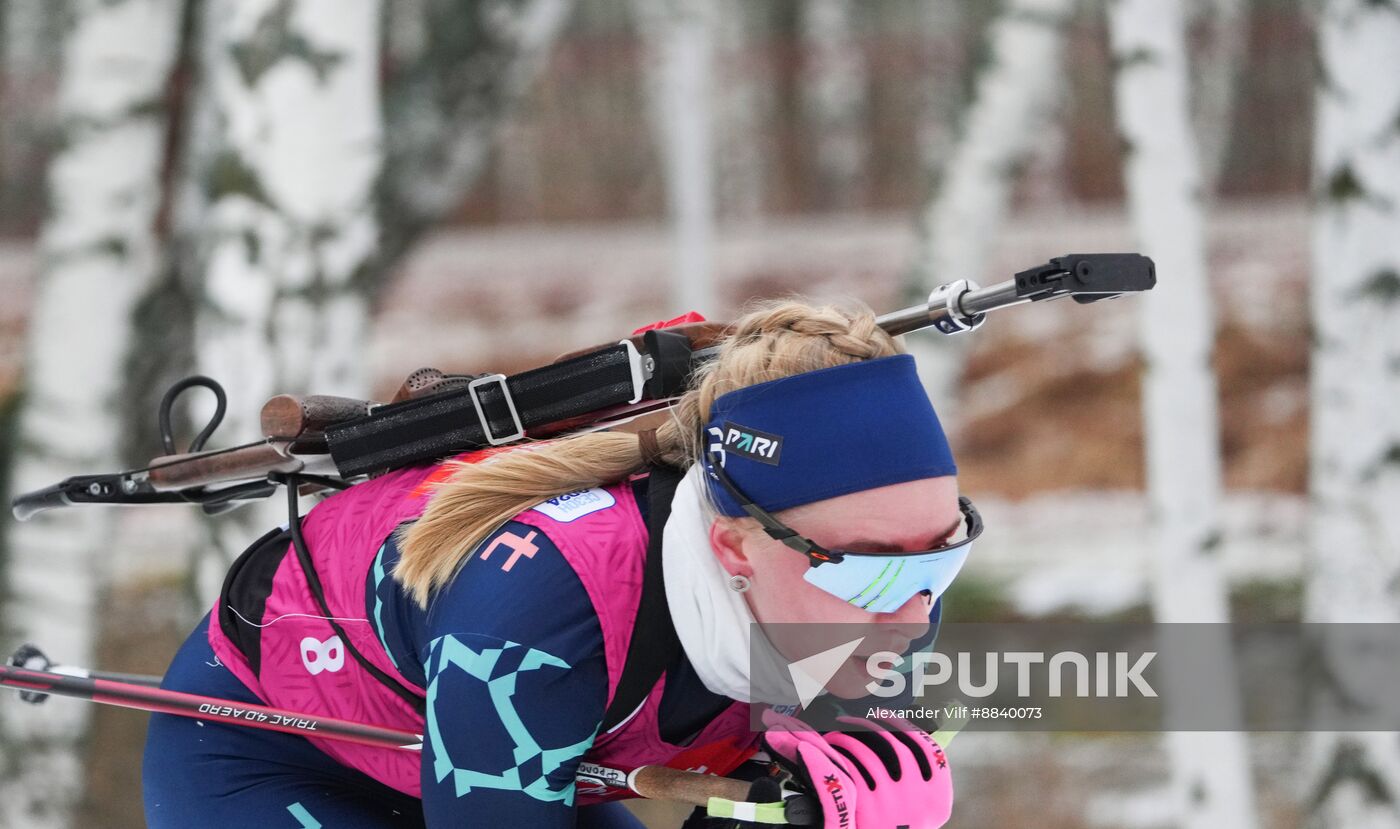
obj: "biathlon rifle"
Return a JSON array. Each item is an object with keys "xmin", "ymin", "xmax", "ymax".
[{"xmin": 9, "ymin": 253, "xmax": 1154, "ymax": 522}]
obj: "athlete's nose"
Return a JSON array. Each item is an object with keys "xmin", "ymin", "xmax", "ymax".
[{"xmin": 871, "ymin": 592, "xmax": 932, "ymax": 647}]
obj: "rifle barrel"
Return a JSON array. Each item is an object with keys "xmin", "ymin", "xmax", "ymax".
[{"xmin": 959, "ymin": 279, "xmax": 1029, "ymax": 316}]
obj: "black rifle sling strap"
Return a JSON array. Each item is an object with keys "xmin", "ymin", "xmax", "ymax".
[
  {"xmin": 284, "ymin": 477, "xmax": 426, "ymax": 714},
  {"xmin": 325, "ymin": 330, "xmax": 698, "ymax": 479},
  {"xmin": 600, "ymin": 464, "xmax": 686, "ymax": 734},
  {"xmin": 326, "ymin": 345, "xmax": 641, "ymax": 477}
]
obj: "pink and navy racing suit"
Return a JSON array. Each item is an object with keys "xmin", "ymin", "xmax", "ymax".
[{"xmin": 142, "ymin": 456, "xmax": 760, "ymax": 828}]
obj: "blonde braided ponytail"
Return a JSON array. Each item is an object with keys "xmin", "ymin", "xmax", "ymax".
[{"xmin": 395, "ymin": 298, "xmax": 903, "ymax": 606}]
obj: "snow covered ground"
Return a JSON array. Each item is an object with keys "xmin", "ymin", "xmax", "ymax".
[{"xmin": 971, "ymin": 489, "xmax": 1305, "ymax": 616}]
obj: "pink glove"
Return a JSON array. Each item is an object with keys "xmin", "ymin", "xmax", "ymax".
[{"xmin": 761, "ymin": 712, "xmax": 952, "ymax": 829}]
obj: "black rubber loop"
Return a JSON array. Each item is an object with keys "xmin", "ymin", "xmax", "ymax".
[{"xmin": 157, "ymin": 375, "xmax": 227, "ymax": 454}]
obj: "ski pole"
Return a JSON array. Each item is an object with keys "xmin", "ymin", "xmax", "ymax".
[
  {"xmin": 0, "ymin": 662, "xmax": 816, "ymax": 824},
  {"xmin": 7, "ymin": 643, "xmax": 160, "ymax": 703},
  {"xmin": 0, "ymin": 661, "xmax": 423, "ymax": 750}
]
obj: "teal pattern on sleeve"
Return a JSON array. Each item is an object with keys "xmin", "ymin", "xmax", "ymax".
[{"xmin": 425, "ymin": 634, "xmax": 598, "ymax": 806}]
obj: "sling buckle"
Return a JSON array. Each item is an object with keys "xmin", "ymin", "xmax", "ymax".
[{"xmin": 467, "ymin": 374, "xmax": 525, "ymax": 445}]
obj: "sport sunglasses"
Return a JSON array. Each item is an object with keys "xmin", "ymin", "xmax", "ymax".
[{"xmin": 703, "ymin": 449, "xmax": 983, "ymax": 613}]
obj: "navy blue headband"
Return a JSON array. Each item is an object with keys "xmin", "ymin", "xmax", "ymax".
[{"xmin": 700, "ymin": 354, "xmax": 957, "ymax": 517}]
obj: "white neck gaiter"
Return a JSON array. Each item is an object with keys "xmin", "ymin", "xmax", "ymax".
[{"xmin": 662, "ymin": 465, "xmax": 792, "ymax": 703}]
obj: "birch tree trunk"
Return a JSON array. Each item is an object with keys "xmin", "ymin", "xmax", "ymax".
[
  {"xmin": 191, "ymin": 0, "xmax": 382, "ymax": 574},
  {"xmin": 120, "ymin": 0, "xmax": 209, "ymax": 472},
  {"xmin": 0, "ymin": 0, "xmax": 65, "ymax": 229},
  {"xmin": 913, "ymin": 1, "xmax": 969, "ymax": 183},
  {"xmin": 108, "ymin": 0, "xmax": 239, "ymax": 629},
  {"xmin": 1302, "ymin": 1, "xmax": 1400, "ymax": 825},
  {"xmin": 714, "ymin": 0, "xmax": 768, "ymax": 221},
  {"xmin": 800, "ymin": 0, "xmax": 866, "ymax": 211},
  {"xmin": 1108, "ymin": 1, "xmax": 1259, "ymax": 827},
  {"xmin": 0, "ymin": 1, "xmax": 183, "ymax": 825},
  {"xmin": 633, "ymin": 0, "xmax": 718, "ymax": 315},
  {"xmin": 1188, "ymin": 0, "xmax": 1247, "ymax": 198},
  {"xmin": 377, "ymin": 0, "xmax": 573, "ymax": 284},
  {"xmin": 906, "ymin": 0, "xmax": 1075, "ymax": 423}
]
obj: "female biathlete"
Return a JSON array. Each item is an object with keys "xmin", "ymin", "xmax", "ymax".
[{"xmin": 142, "ymin": 300, "xmax": 968, "ymax": 828}]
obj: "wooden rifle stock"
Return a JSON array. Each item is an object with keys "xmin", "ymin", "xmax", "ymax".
[
  {"xmin": 146, "ymin": 442, "xmax": 301, "ymax": 491},
  {"xmin": 261, "ymin": 394, "xmax": 375, "ymax": 439}
]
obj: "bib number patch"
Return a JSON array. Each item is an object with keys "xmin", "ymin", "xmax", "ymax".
[
  {"xmin": 301, "ymin": 635, "xmax": 345, "ymax": 675},
  {"xmin": 532, "ymin": 488, "xmax": 616, "ymax": 523}
]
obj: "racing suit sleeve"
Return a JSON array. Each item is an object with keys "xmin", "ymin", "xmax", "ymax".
[{"xmin": 417, "ymin": 521, "xmax": 610, "ymax": 828}]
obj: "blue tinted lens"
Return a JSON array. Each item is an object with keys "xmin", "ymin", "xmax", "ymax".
[{"xmin": 802, "ymin": 545, "xmax": 972, "ymax": 614}]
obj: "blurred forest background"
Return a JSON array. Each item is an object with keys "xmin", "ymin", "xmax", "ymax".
[{"xmin": 0, "ymin": 0, "xmax": 1396, "ymax": 828}]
